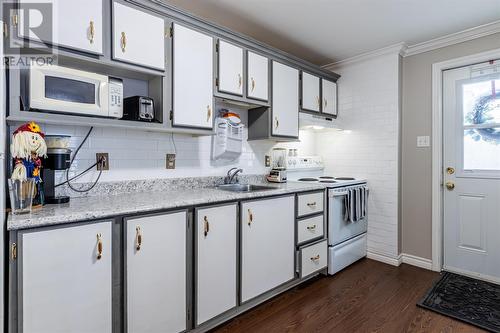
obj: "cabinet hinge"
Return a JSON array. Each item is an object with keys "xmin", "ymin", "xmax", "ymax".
[
  {"xmin": 169, "ymin": 110, "xmax": 173, "ymax": 121},
  {"xmin": 169, "ymin": 26, "xmax": 173, "ymax": 38},
  {"xmin": 187, "ymin": 309, "xmax": 191, "ymax": 321},
  {"xmin": 3, "ymin": 22, "xmax": 8, "ymax": 38},
  {"xmin": 215, "ymin": 78, "xmax": 219, "ymax": 87},
  {"xmin": 12, "ymin": 14, "xmax": 18, "ymax": 26},
  {"xmin": 11, "ymin": 243, "xmax": 17, "ymax": 260},
  {"xmin": 215, "ymin": 42, "xmax": 219, "ymax": 53}
]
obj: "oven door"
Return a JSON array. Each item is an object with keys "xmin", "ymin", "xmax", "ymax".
[
  {"xmin": 328, "ymin": 188, "xmax": 368, "ymax": 246},
  {"xmin": 29, "ymin": 64, "xmax": 109, "ymax": 117}
]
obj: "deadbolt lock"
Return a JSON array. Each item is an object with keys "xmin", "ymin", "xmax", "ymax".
[
  {"xmin": 446, "ymin": 167, "xmax": 455, "ymax": 175},
  {"xmin": 445, "ymin": 181, "xmax": 455, "ymax": 190}
]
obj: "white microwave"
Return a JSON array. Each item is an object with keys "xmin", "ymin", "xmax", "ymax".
[{"xmin": 29, "ymin": 64, "xmax": 123, "ymax": 118}]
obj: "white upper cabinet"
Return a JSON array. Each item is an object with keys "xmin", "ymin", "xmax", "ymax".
[
  {"xmin": 18, "ymin": 0, "xmax": 103, "ymax": 54},
  {"xmin": 112, "ymin": 1, "xmax": 165, "ymax": 70},
  {"xmin": 301, "ymin": 72, "xmax": 321, "ymax": 112},
  {"xmin": 240, "ymin": 196, "xmax": 295, "ymax": 302},
  {"xmin": 247, "ymin": 51, "xmax": 269, "ymax": 101},
  {"xmin": 322, "ymin": 79, "xmax": 338, "ymax": 116},
  {"xmin": 272, "ymin": 61, "xmax": 299, "ymax": 138},
  {"xmin": 20, "ymin": 222, "xmax": 113, "ymax": 333},
  {"xmin": 126, "ymin": 212, "xmax": 187, "ymax": 333},
  {"xmin": 172, "ymin": 23, "xmax": 214, "ymax": 129},
  {"xmin": 196, "ymin": 204, "xmax": 237, "ymax": 325},
  {"xmin": 218, "ymin": 40, "xmax": 243, "ymax": 96}
]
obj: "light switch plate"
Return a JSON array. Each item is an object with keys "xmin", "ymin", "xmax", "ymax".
[
  {"xmin": 417, "ymin": 136, "xmax": 430, "ymax": 148},
  {"xmin": 265, "ymin": 155, "xmax": 271, "ymax": 167},
  {"xmin": 166, "ymin": 154, "xmax": 176, "ymax": 169}
]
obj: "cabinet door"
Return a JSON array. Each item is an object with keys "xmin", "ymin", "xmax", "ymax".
[
  {"xmin": 241, "ymin": 196, "xmax": 295, "ymax": 302},
  {"xmin": 20, "ymin": 221, "xmax": 112, "ymax": 333},
  {"xmin": 126, "ymin": 211, "xmax": 187, "ymax": 333},
  {"xmin": 172, "ymin": 23, "xmax": 214, "ymax": 129},
  {"xmin": 218, "ymin": 41, "xmax": 243, "ymax": 96},
  {"xmin": 112, "ymin": 1, "xmax": 165, "ymax": 70},
  {"xmin": 272, "ymin": 61, "xmax": 299, "ymax": 138},
  {"xmin": 247, "ymin": 51, "xmax": 269, "ymax": 101},
  {"xmin": 18, "ymin": 0, "xmax": 103, "ymax": 54},
  {"xmin": 322, "ymin": 79, "xmax": 338, "ymax": 116},
  {"xmin": 196, "ymin": 204, "xmax": 237, "ymax": 325},
  {"xmin": 301, "ymin": 72, "xmax": 320, "ymax": 112}
]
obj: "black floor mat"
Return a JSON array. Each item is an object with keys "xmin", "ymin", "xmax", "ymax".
[{"xmin": 418, "ymin": 272, "xmax": 500, "ymax": 332}]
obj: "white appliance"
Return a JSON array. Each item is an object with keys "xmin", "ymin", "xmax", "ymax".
[
  {"xmin": 29, "ymin": 64, "xmax": 123, "ymax": 118},
  {"xmin": 287, "ymin": 156, "xmax": 368, "ymax": 275}
]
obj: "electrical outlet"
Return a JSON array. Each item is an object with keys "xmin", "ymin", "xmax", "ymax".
[
  {"xmin": 265, "ymin": 155, "xmax": 271, "ymax": 167},
  {"xmin": 96, "ymin": 153, "xmax": 109, "ymax": 171},
  {"xmin": 166, "ymin": 154, "xmax": 176, "ymax": 169}
]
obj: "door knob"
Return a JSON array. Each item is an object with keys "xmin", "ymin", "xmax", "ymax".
[
  {"xmin": 445, "ymin": 181, "xmax": 455, "ymax": 190},
  {"xmin": 446, "ymin": 167, "xmax": 455, "ymax": 175}
]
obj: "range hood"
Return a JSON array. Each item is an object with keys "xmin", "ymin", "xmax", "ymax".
[{"xmin": 299, "ymin": 112, "xmax": 343, "ymax": 131}]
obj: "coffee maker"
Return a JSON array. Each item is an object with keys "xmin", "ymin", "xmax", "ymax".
[
  {"xmin": 267, "ymin": 148, "xmax": 287, "ymax": 183},
  {"xmin": 43, "ymin": 147, "xmax": 72, "ymax": 204}
]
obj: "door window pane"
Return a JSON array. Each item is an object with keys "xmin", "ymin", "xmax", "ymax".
[
  {"xmin": 464, "ymin": 128, "xmax": 500, "ymax": 170},
  {"xmin": 463, "ymin": 79, "xmax": 500, "ymax": 126}
]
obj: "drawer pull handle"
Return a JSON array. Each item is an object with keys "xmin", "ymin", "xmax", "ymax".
[
  {"xmin": 120, "ymin": 31, "xmax": 126, "ymax": 52},
  {"xmin": 307, "ymin": 224, "xmax": 317, "ymax": 230},
  {"xmin": 207, "ymin": 105, "xmax": 212, "ymax": 122},
  {"xmin": 307, "ymin": 202, "xmax": 317, "ymax": 207},
  {"xmin": 310, "ymin": 255, "xmax": 320, "ymax": 261},
  {"xmin": 89, "ymin": 20, "xmax": 95, "ymax": 44},
  {"xmin": 96, "ymin": 233, "xmax": 103, "ymax": 260},
  {"xmin": 275, "ymin": 117, "xmax": 279, "ymax": 129},
  {"xmin": 238, "ymin": 73, "xmax": 242, "ymax": 89},
  {"xmin": 248, "ymin": 209, "xmax": 253, "ymax": 226},
  {"xmin": 251, "ymin": 77, "xmax": 255, "ymax": 92},
  {"xmin": 135, "ymin": 226, "xmax": 142, "ymax": 251},
  {"xmin": 204, "ymin": 216, "xmax": 210, "ymax": 237}
]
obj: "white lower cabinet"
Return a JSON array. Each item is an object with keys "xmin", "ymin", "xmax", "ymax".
[
  {"xmin": 20, "ymin": 221, "xmax": 113, "ymax": 333},
  {"xmin": 299, "ymin": 240, "xmax": 328, "ymax": 278},
  {"xmin": 125, "ymin": 211, "xmax": 187, "ymax": 333},
  {"xmin": 196, "ymin": 204, "xmax": 237, "ymax": 325},
  {"xmin": 240, "ymin": 196, "xmax": 295, "ymax": 302}
]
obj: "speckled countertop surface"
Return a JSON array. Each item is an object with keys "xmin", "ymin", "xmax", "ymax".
[{"xmin": 7, "ymin": 182, "xmax": 325, "ymax": 231}]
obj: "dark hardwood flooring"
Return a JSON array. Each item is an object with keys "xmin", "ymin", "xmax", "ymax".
[{"xmin": 212, "ymin": 259, "xmax": 485, "ymax": 332}]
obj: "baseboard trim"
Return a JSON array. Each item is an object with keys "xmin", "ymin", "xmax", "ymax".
[
  {"xmin": 367, "ymin": 251, "xmax": 402, "ymax": 266},
  {"xmin": 401, "ymin": 253, "xmax": 433, "ymax": 270}
]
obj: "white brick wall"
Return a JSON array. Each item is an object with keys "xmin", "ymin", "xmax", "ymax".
[{"xmin": 317, "ymin": 52, "xmax": 401, "ymax": 260}]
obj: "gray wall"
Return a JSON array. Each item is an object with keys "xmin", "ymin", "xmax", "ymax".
[{"xmin": 401, "ymin": 33, "xmax": 500, "ymax": 259}]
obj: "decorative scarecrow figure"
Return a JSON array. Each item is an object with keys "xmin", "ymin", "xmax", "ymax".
[{"xmin": 10, "ymin": 122, "xmax": 48, "ymax": 206}]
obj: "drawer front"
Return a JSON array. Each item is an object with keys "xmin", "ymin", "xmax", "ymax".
[
  {"xmin": 297, "ymin": 215, "xmax": 324, "ymax": 244},
  {"xmin": 300, "ymin": 240, "xmax": 328, "ymax": 278},
  {"xmin": 297, "ymin": 192, "xmax": 324, "ymax": 217}
]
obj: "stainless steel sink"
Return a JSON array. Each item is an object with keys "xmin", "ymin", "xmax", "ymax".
[{"xmin": 216, "ymin": 184, "xmax": 276, "ymax": 192}]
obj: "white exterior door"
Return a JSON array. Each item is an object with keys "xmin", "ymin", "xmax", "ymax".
[
  {"xmin": 301, "ymin": 72, "xmax": 320, "ymax": 112},
  {"xmin": 172, "ymin": 23, "xmax": 214, "ymax": 129},
  {"xmin": 443, "ymin": 61, "xmax": 500, "ymax": 282},
  {"xmin": 218, "ymin": 41, "xmax": 243, "ymax": 96},
  {"xmin": 20, "ymin": 222, "xmax": 113, "ymax": 333},
  {"xmin": 322, "ymin": 79, "xmax": 337, "ymax": 116},
  {"xmin": 18, "ymin": 0, "xmax": 103, "ymax": 54},
  {"xmin": 272, "ymin": 61, "xmax": 299, "ymax": 137},
  {"xmin": 247, "ymin": 51, "xmax": 269, "ymax": 101},
  {"xmin": 196, "ymin": 204, "xmax": 237, "ymax": 325},
  {"xmin": 126, "ymin": 211, "xmax": 187, "ymax": 333},
  {"xmin": 112, "ymin": 1, "xmax": 165, "ymax": 70},
  {"xmin": 240, "ymin": 196, "xmax": 295, "ymax": 302}
]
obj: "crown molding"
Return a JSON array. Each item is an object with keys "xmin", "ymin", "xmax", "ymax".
[
  {"xmin": 405, "ymin": 20, "xmax": 500, "ymax": 57},
  {"xmin": 322, "ymin": 42, "xmax": 407, "ymax": 70}
]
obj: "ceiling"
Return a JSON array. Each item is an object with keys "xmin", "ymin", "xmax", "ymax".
[{"xmin": 163, "ymin": 0, "xmax": 500, "ymax": 65}]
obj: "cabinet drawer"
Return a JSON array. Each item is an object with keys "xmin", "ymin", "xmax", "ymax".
[
  {"xmin": 297, "ymin": 215, "xmax": 324, "ymax": 245},
  {"xmin": 297, "ymin": 191, "xmax": 324, "ymax": 217},
  {"xmin": 299, "ymin": 240, "xmax": 328, "ymax": 278}
]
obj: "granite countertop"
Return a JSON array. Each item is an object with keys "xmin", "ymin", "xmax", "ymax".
[{"xmin": 7, "ymin": 182, "xmax": 325, "ymax": 231}]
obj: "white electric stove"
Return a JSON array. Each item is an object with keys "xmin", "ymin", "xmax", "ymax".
[{"xmin": 287, "ymin": 156, "xmax": 369, "ymax": 275}]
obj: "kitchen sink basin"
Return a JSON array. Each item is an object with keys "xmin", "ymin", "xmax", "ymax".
[{"xmin": 216, "ymin": 184, "xmax": 276, "ymax": 192}]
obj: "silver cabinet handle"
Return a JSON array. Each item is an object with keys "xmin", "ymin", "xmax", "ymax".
[{"xmin": 306, "ymin": 224, "xmax": 317, "ymax": 230}]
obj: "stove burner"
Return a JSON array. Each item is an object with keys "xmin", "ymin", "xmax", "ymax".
[
  {"xmin": 320, "ymin": 180, "xmax": 337, "ymax": 183},
  {"xmin": 319, "ymin": 176, "xmax": 335, "ymax": 179},
  {"xmin": 335, "ymin": 177, "xmax": 355, "ymax": 180},
  {"xmin": 298, "ymin": 178, "xmax": 318, "ymax": 182}
]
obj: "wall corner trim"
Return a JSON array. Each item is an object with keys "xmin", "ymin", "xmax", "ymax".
[
  {"xmin": 401, "ymin": 253, "xmax": 433, "ymax": 270},
  {"xmin": 405, "ymin": 20, "xmax": 500, "ymax": 57},
  {"xmin": 367, "ymin": 251, "xmax": 402, "ymax": 267},
  {"xmin": 322, "ymin": 42, "xmax": 407, "ymax": 70}
]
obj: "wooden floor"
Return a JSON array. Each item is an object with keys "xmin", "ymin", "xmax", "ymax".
[{"xmin": 212, "ymin": 259, "xmax": 485, "ymax": 332}]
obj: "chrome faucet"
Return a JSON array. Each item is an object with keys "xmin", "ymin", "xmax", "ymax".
[{"xmin": 225, "ymin": 167, "xmax": 243, "ymax": 184}]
